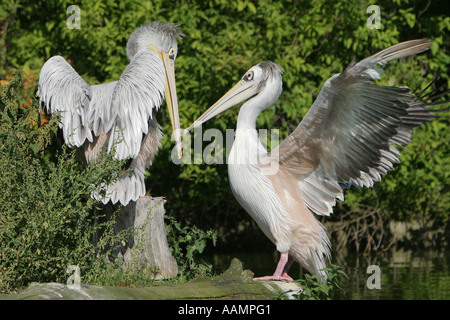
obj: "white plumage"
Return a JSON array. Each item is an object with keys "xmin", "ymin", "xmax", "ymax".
[{"xmin": 37, "ymin": 21, "xmax": 183, "ymax": 206}]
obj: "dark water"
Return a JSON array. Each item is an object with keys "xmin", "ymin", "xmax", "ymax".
[{"xmin": 204, "ymin": 247, "xmax": 450, "ymax": 300}]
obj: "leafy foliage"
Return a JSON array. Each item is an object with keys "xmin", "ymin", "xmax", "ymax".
[
  {"xmin": 0, "ymin": 0, "xmax": 449, "ymax": 281},
  {"xmin": 165, "ymin": 215, "xmax": 217, "ymax": 280},
  {"xmin": 0, "ymin": 73, "xmax": 128, "ymax": 292},
  {"xmin": 293, "ymin": 264, "xmax": 348, "ymax": 300}
]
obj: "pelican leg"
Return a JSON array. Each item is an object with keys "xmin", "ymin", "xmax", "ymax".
[
  {"xmin": 282, "ymin": 255, "xmax": 294, "ymax": 278},
  {"xmin": 253, "ymin": 252, "xmax": 293, "ymax": 281}
]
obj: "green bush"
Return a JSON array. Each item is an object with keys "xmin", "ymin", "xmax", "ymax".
[
  {"xmin": 0, "ymin": 73, "xmax": 128, "ymax": 292},
  {"xmin": 165, "ymin": 215, "xmax": 217, "ymax": 280},
  {"xmin": 293, "ymin": 264, "xmax": 348, "ymax": 300}
]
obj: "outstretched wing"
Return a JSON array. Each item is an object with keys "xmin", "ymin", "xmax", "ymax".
[
  {"xmin": 37, "ymin": 56, "xmax": 93, "ymax": 147},
  {"xmin": 265, "ymin": 39, "xmax": 441, "ymax": 216},
  {"xmin": 107, "ymin": 50, "xmax": 166, "ymax": 160}
]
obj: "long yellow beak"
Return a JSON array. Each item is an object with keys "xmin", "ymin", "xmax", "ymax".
[
  {"xmin": 185, "ymin": 79, "xmax": 258, "ymax": 133},
  {"xmin": 161, "ymin": 51, "xmax": 182, "ymax": 158}
]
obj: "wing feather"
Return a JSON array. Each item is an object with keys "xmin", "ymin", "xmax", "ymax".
[
  {"xmin": 109, "ymin": 50, "xmax": 166, "ymax": 159},
  {"xmin": 37, "ymin": 56, "xmax": 93, "ymax": 146},
  {"xmin": 87, "ymin": 81, "xmax": 117, "ymax": 137}
]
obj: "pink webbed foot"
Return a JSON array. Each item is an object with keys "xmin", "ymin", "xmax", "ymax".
[
  {"xmin": 253, "ymin": 252, "xmax": 294, "ymax": 281},
  {"xmin": 253, "ymin": 272, "xmax": 293, "ymax": 282}
]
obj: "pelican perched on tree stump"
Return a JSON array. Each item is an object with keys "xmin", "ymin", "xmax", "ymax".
[
  {"xmin": 37, "ymin": 21, "xmax": 183, "ymax": 206},
  {"xmin": 186, "ymin": 40, "xmax": 448, "ymax": 281}
]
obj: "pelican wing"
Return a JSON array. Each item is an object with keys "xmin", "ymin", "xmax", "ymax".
[
  {"xmin": 87, "ymin": 81, "xmax": 117, "ymax": 137},
  {"xmin": 37, "ymin": 56, "xmax": 93, "ymax": 146},
  {"xmin": 266, "ymin": 39, "xmax": 436, "ymax": 216},
  {"xmin": 107, "ymin": 50, "xmax": 166, "ymax": 160}
]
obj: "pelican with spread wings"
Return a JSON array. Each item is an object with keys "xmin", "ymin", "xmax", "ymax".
[
  {"xmin": 186, "ymin": 40, "xmax": 448, "ymax": 281},
  {"xmin": 37, "ymin": 21, "xmax": 183, "ymax": 206}
]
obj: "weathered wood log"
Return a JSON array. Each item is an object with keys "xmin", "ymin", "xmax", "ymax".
[
  {"xmin": 3, "ymin": 259, "xmax": 302, "ymax": 300},
  {"xmin": 114, "ymin": 197, "xmax": 178, "ymax": 279}
]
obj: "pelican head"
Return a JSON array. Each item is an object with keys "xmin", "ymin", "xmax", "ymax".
[
  {"xmin": 126, "ymin": 21, "xmax": 182, "ymax": 60},
  {"xmin": 186, "ymin": 61, "xmax": 283, "ymax": 132},
  {"xmin": 127, "ymin": 21, "xmax": 184, "ymax": 157}
]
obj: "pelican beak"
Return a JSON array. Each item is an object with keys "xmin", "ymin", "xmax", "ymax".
[
  {"xmin": 185, "ymin": 79, "xmax": 258, "ymax": 133},
  {"xmin": 161, "ymin": 51, "xmax": 182, "ymax": 158}
]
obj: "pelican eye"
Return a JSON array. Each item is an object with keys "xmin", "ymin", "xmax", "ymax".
[
  {"xmin": 168, "ymin": 48, "xmax": 175, "ymax": 60},
  {"xmin": 243, "ymin": 71, "xmax": 254, "ymax": 82}
]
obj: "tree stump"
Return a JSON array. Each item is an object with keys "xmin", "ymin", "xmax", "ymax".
[{"xmin": 114, "ymin": 197, "xmax": 178, "ymax": 279}]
